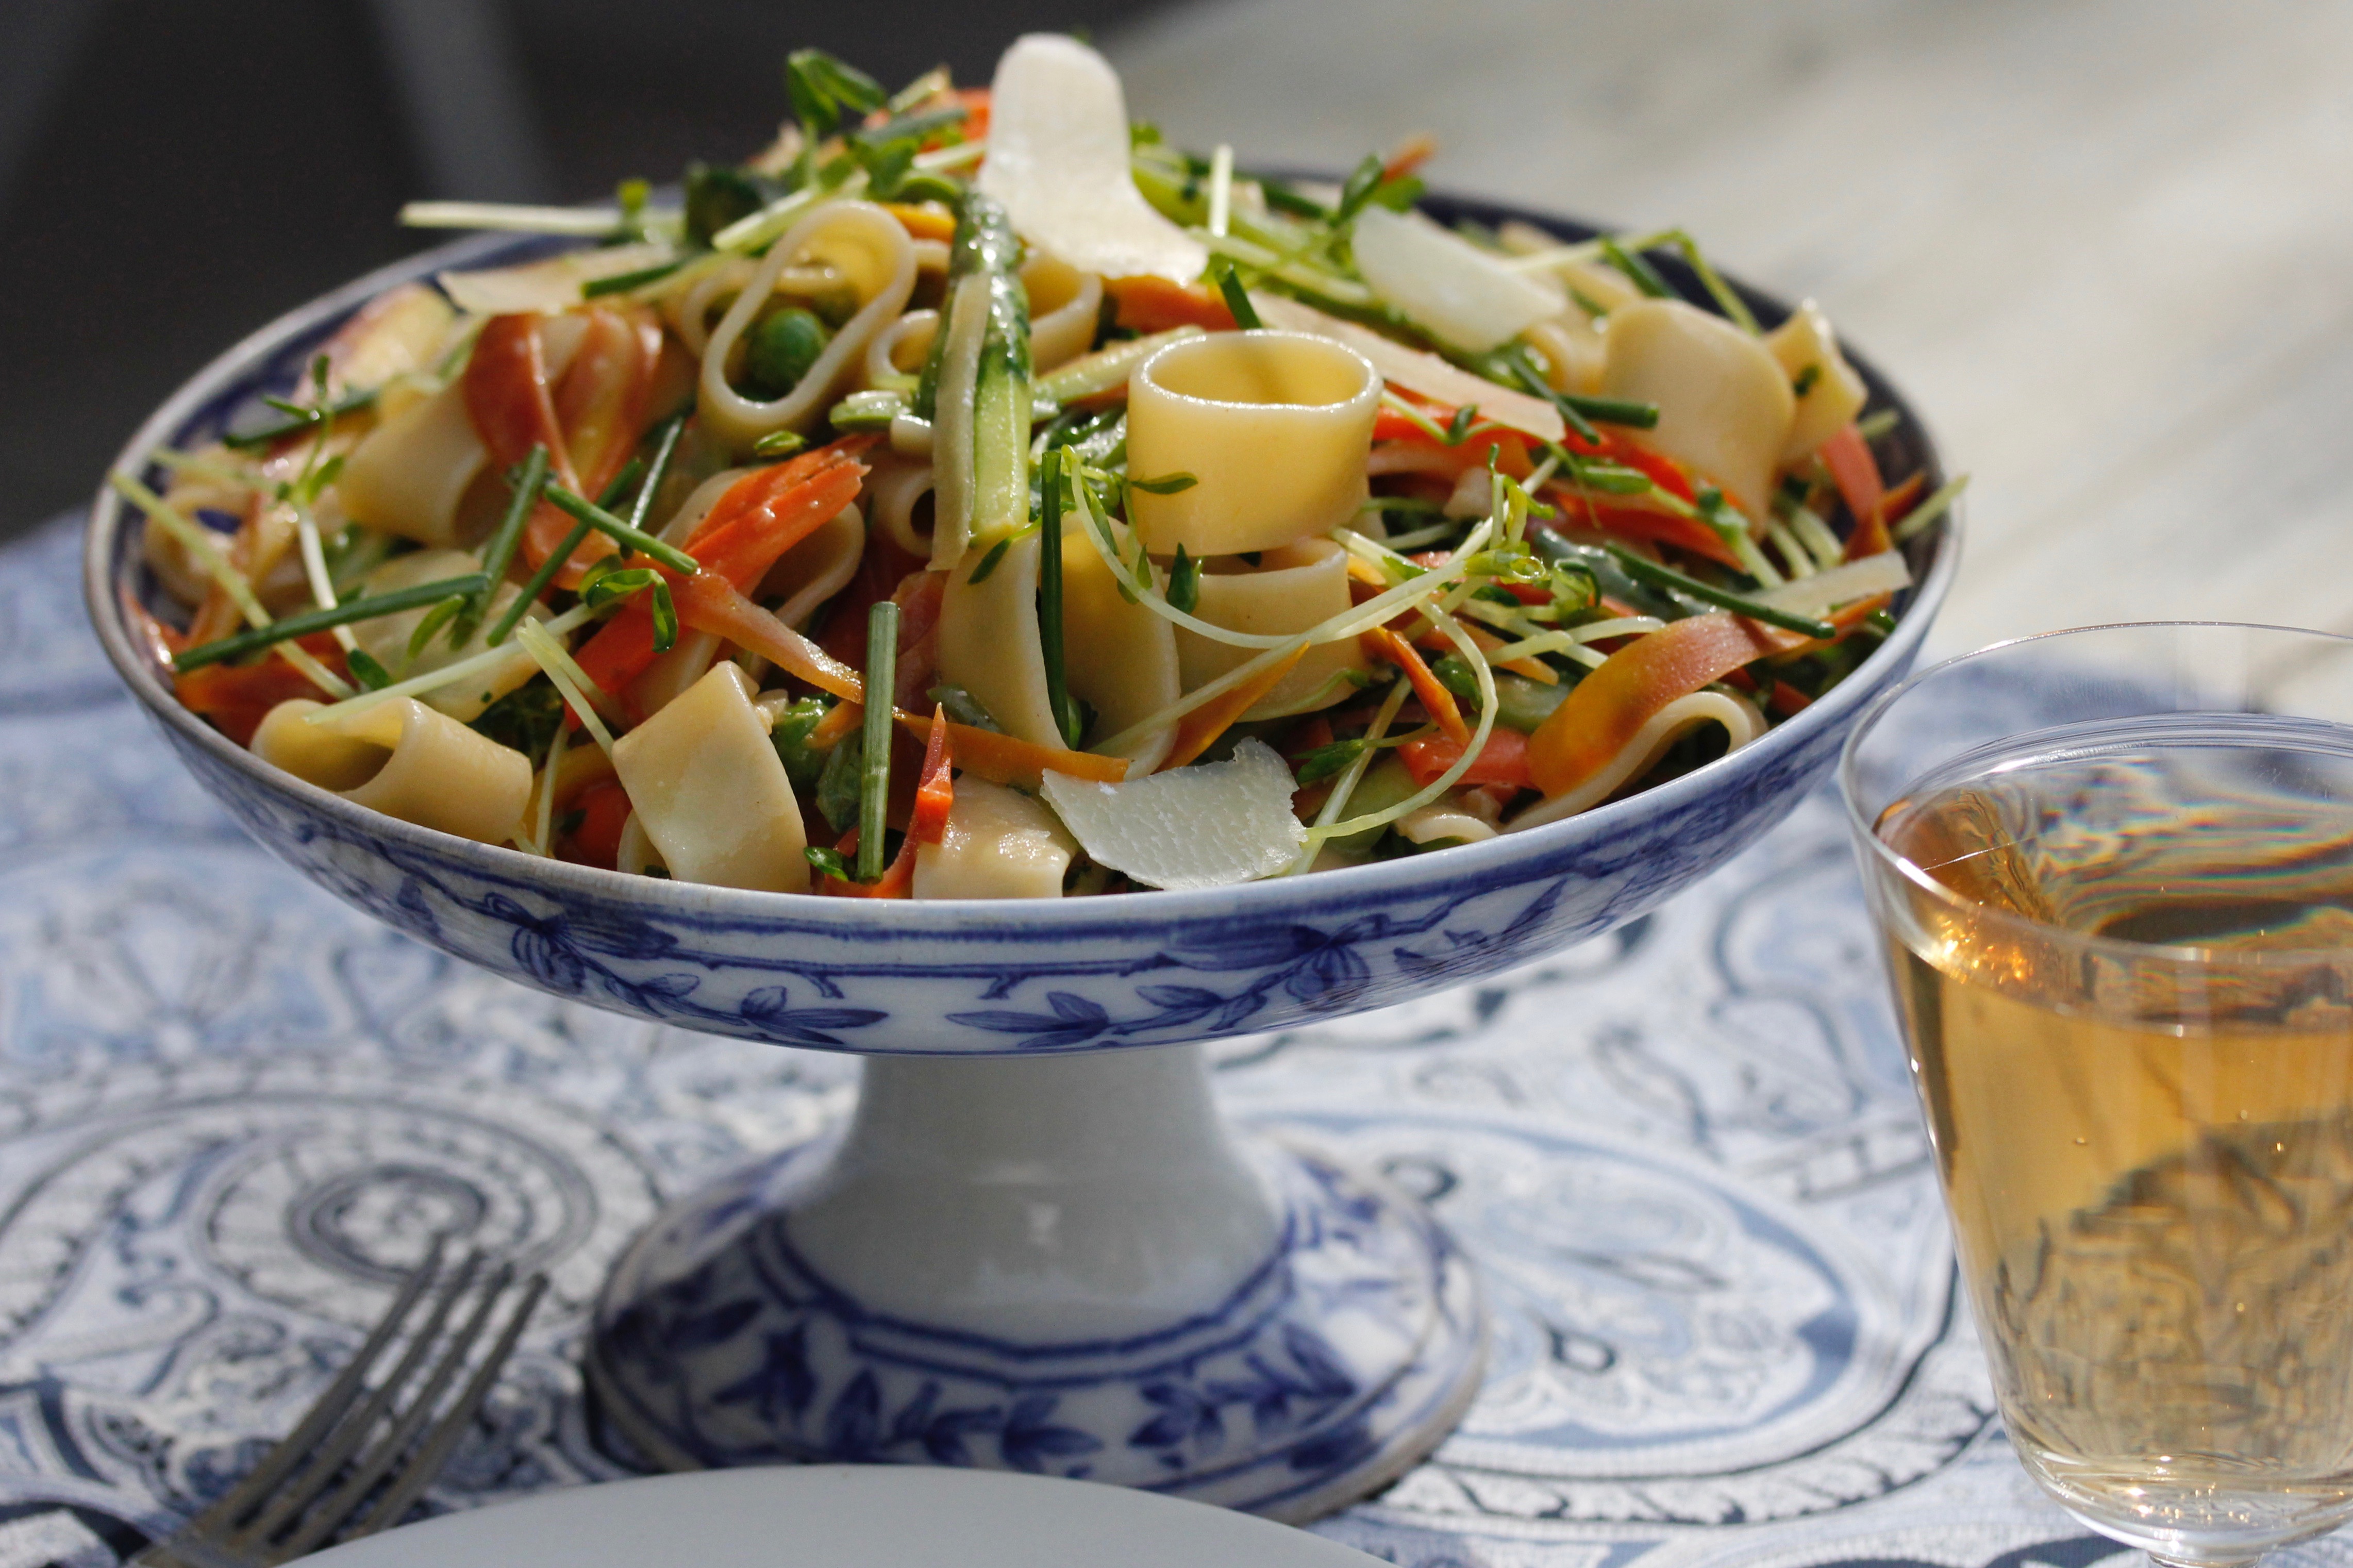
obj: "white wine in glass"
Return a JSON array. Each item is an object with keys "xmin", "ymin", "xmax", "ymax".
[{"xmin": 1843, "ymin": 623, "xmax": 2353, "ymax": 1568}]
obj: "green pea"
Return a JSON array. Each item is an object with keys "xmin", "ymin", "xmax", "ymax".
[{"xmin": 742, "ymin": 308, "xmax": 831, "ymax": 400}]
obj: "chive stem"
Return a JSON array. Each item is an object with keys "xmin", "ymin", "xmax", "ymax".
[
  {"xmin": 1599, "ymin": 238, "xmax": 1674, "ymax": 299},
  {"xmin": 859, "ymin": 600, "xmax": 900, "ymax": 882},
  {"xmin": 1213, "ymin": 259, "xmax": 1263, "ymax": 330},
  {"xmin": 582, "ymin": 260, "xmax": 688, "ymax": 298},
  {"xmin": 1601, "ymin": 545, "xmax": 1836, "ymax": 638},
  {"xmin": 471, "ymin": 444, "xmax": 550, "ymax": 624},
  {"xmin": 490, "ymin": 521, "xmax": 591, "ymax": 646},
  {"xmin": 629, "ymin": 414, "xmax": 689, "ymax": 531},
  {"xmin": 222, "ymin": 389, "xmax": 377, "ymax": 452},
  {"xmin": 541, "ymin": 483, "xmax": 700, "ymax": 574},
  {"xmin": 175, "ymin": 573, "xmax": 489, "ymax": 673},
  {"xmin": 1038, "ymin": 452, "xmax": 1080, "ymax": 747}
]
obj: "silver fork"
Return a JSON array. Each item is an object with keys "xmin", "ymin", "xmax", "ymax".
[{"xmin": 137, "ymin": 1242, "xmax": 548, "ymax": 1568}]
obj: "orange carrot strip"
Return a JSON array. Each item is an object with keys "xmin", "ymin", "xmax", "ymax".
[
  {"xmin": 1820, "ymin": 423, "xmax": 1889, "ymax": 559},
  {"xmin": 811, "ymin": 698, "xmax": 865, "ymax": 747},
  {"xmin": 892, "ymin": 713, "xmax": 1127, "ymax": 790},
  {"xmin": 880, "ymin": 202, "xmax": 958, "ymax": 242},
  {"xmin": 909, "ymin": 704, "xmax": 955, "ymax": 845},
  {"xmin": 1399, "ymin": 727, "xmax": 1531, "ymax": 790},
  {"xmin": 1526, "ymin": 613, "xmax": 1805, "ymax": 798},
  {"xmin": 1162, "ymin": 646, "xmax": 1308, "ymax": 772},
  {"xmin": 575, "ymin": 452, "xmax": 870, "ymax": 701},
  {"xmin": 1107, "ymin": 275, "xmax": 1235, "ymax": 333},
  {"xmin": 1371, "ymin": 627, "xmax": 1470, "ymax": 747},
  {"xmin": 675, "ymin": 574, "xmax": 865, "ymax": 701}
]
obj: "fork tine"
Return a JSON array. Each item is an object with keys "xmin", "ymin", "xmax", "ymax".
[
  {"xmin": 266, "ymin": 1262, "xmax": 520, "ymax": 1562},
  {"xmin": 171, "ymin": 1239, "xmax": 450, "ymax": 1543},
  {"xmin": 338, "ymin": 1272, "xmax": 548, "ymax": 1542},
  {"xmin": 228, "ymin": 1250, "xmax": 487, "ymax": 1550}
]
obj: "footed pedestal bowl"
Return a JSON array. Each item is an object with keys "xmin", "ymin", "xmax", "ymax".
[{"xmin": 85, "ymin": 199, "xmax": 1956, "ymax": 1522}]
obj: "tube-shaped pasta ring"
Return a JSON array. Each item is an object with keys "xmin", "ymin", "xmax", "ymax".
[
  {"xmin": 1126, "ymin": 330, "xmax": 1379, "ymax": 558},
  {"xmin": 256, "ymin": 696, "xmax": 534, "ymax": 844},
  {"xmin": 864, "ymin": 309, "xmax": 938, "ymax": 392},
  {"xmin": 699, "ymin": 200, "xmax": 918, "ymax": 452},
  {"xmin": 1020, "ymin": 252, "xmax": 1104, "ymax": 373}
]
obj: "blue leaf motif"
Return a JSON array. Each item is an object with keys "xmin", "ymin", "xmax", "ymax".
[
  {"xmin": 886, "ymin": 1381, "xmax": 940, "ymax": 1448},
  {"xmin": 921, "ymin": 1405, "xmax": 1004, "ymax": 1465},
  {"xmin": 999, "ymin": 1394, "xmax": 1102, "ymax": 1473},
  {"xmin": 1282, "ymin": 1324, "xmax": 1357, "ymax": 1399},
  {"xmin": 711, "ymin": 1326, "xmax": 816, "ymax": 1422},
  {"xmin": 1169, "ymin": 925, "xmax": 1325, "ymax": 971},
  {"xmin": 562, "ymin": 907, "xmax": 682, "ymax": 960},
  {"xmin": 824, "ymin": 1370, "xmax": 882, "ymax": 1457},
  {"xmin": 1128, "ymin": 1382, "xmax": 1224, "ymax": 1453},
  {"xmin": 511, "ymin": 927, "xmax": 585, "ymax": 993},
  {"xmin": 1286, "ymin": 943, "xmax": 1371, "ymax": 1007},
  {"xmin": 1287, "ymin": 1419, "xmax": 1375, "ymax": 1473},
  {"xmin": 667, "ymin": 1299, "xmax": 760, "ymax": 1352},
  {"xmin": 948, "ymin": 990, "xmax": 1113, "ymax": 1050},
  {"xmin": 741, "ymin": 986, "xmax": 887, "ymax": 1046}
]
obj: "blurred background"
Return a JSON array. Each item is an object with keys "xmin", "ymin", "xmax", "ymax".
[{"xmin": 7, "ymin": 0, "xmax": 2349, "ymax": 651}]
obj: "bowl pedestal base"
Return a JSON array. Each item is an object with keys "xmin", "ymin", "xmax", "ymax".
[{"xmin": 586, "ymin": 1044, "xmax": 1484, "ymax": 1521}]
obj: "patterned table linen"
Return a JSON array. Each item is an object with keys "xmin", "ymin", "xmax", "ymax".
[{"xmin": 0, "ymin": 515, "xmax": 2339, "ymax": 1568}]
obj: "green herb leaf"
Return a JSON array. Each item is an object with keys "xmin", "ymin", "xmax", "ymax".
[
  {"xmin": 786, "ymin": 48, "xmax": 886, "ymax": 141},
  {"xmin": 1333, "ymin": 154, "xmax": 1385, "ymax": 222},
  {"xmin": 649, "ymin": 580, "xmax": 678, "ymax": 653},
  {"xmin": 345, "ymin": 648, "xmax": 392, "ymax": 690},
  {"xmin": 405, "ymin": 594, "xmax": 471, "ymax": 663},
  {"xmin": 926, "ymin": 682, "xmax": 1003, "ymax": 732},
  {"xmin": 1126, "ymin": 470, "xmax": 1198, "ymax": 495},
  {"xmin": 683, "ymin": 162, "xmax": 773, "ymax": 247},
  {"xmin": 966, "ymin": 536, "xmax": 1012, "ymax": 585},
  {"xmin": 769, "ymin": 695, "xmax": 835, "ymax": 791},
  {"xmin": 470, "ymin": 678, "xmax": 568, "ymax": 761},
  {"xmin": 816, "ymin": 729, "xmax": 865, "ymax": 833},
  {"xmin": 1444, "ymin": 405, "xmax": 1479, "ymax": 445},
  {"xmin": 1293, "ymin": 737, "xmax": 1370, "ymax": 787},
  {"xmin": 1792, "ymin": 363, "xmax": 1822, "ymax": 397},
  {"xmin": 1212, "ymin": 259, "xmax": 1262, "ymax": 330},
  {"xmin": 804, "ymin": 845, "xmax": 853, "ymax": 880},
  {"xmin": 1166, "ymin": 544, "xmax": 1200, "ymax": 614}
]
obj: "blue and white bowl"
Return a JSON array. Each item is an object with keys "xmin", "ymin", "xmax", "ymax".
[
  {"xmin": 82, "ymin": 209, "xmax": 1956, "ymax": 1057},
  {"xmin": 83, "ymin": 201, "xmax": 1956, "ymax": 1519}
]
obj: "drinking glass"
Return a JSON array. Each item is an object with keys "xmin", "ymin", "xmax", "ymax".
[{"xmin": 1841, "ymin": 623, "xmax": 2353, "ymax": 1568}]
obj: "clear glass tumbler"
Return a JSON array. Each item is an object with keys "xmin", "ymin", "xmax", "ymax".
[{"xmin": 1841, "ymin": 623, "xmax": 2353, "ymax": 1568}]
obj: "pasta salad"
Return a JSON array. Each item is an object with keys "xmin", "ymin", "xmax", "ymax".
[{"xmin": 120, "ymin": 34, "xmax": 1960, "ymax": 900}]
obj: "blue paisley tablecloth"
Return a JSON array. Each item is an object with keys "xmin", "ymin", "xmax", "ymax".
[{"xmin": 0, "ymin": 513, "xmax": 2341, "ymax": 1568}]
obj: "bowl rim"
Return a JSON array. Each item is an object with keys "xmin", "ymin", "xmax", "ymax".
[{"xmin": 83, "ymin": 203, "xmax": 1961, "ymax": 939}]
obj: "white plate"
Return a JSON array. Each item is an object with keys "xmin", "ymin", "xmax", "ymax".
[{"xmin": 305, "ymin": 1466, "xmax": 1385, "ymax": 1566}]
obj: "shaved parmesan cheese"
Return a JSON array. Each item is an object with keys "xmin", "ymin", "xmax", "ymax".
[
  {"xmin": 438, "ymin": 242, "xmax": 675, "ymax": 315},
  {"xmin": 978, "ymin": 35, "xmax": 1207, "ymax": 285},
  {"xmin": 1351, "ymin": 207, "xmax": 1563, "ymax": 354},
  {"xmin": 1251, "ymin": 293, "xmax": 1564, "ymax": 443},
  {"xmin": 1039, "ymin": 739, "xmax": 1305, "ymax": 890}
]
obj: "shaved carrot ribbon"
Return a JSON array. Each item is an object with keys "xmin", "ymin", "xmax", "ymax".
[
  {"xmin": 1526, "ymin": 598, "xmax": 1886, "ymax": 798},
  {"xmin": 676, "ymin": 579, "xmax": 1122, "ymax": 789},
  {"xmin": 466, "ymin": 308, "xmax": 662, "ymax": 590},
  {"xmin": 1162, "ymin": 645, "xmax": 1307, "ymax": 771},
  {"xmin": 1370, "ymin": 626, "xmax": 1470, "ymax": 746},
  {"xmin": 1820, "ymin": 423, "xmax": 1889, "ymax": 559},
  {"xmin": 909, "ymin": 703, "xmax": 955, "ymax": 845},
  {"xmin": 572, "ymin": 442, "xmax": 871, "ymax": 704},
  {"xmin": 1106, "ymin": 275, "xmax": 1234, "ymax": 334},
  {"xmin": 1399, "ymin": 726, "xmax": 1531, "ymax": 790}
]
